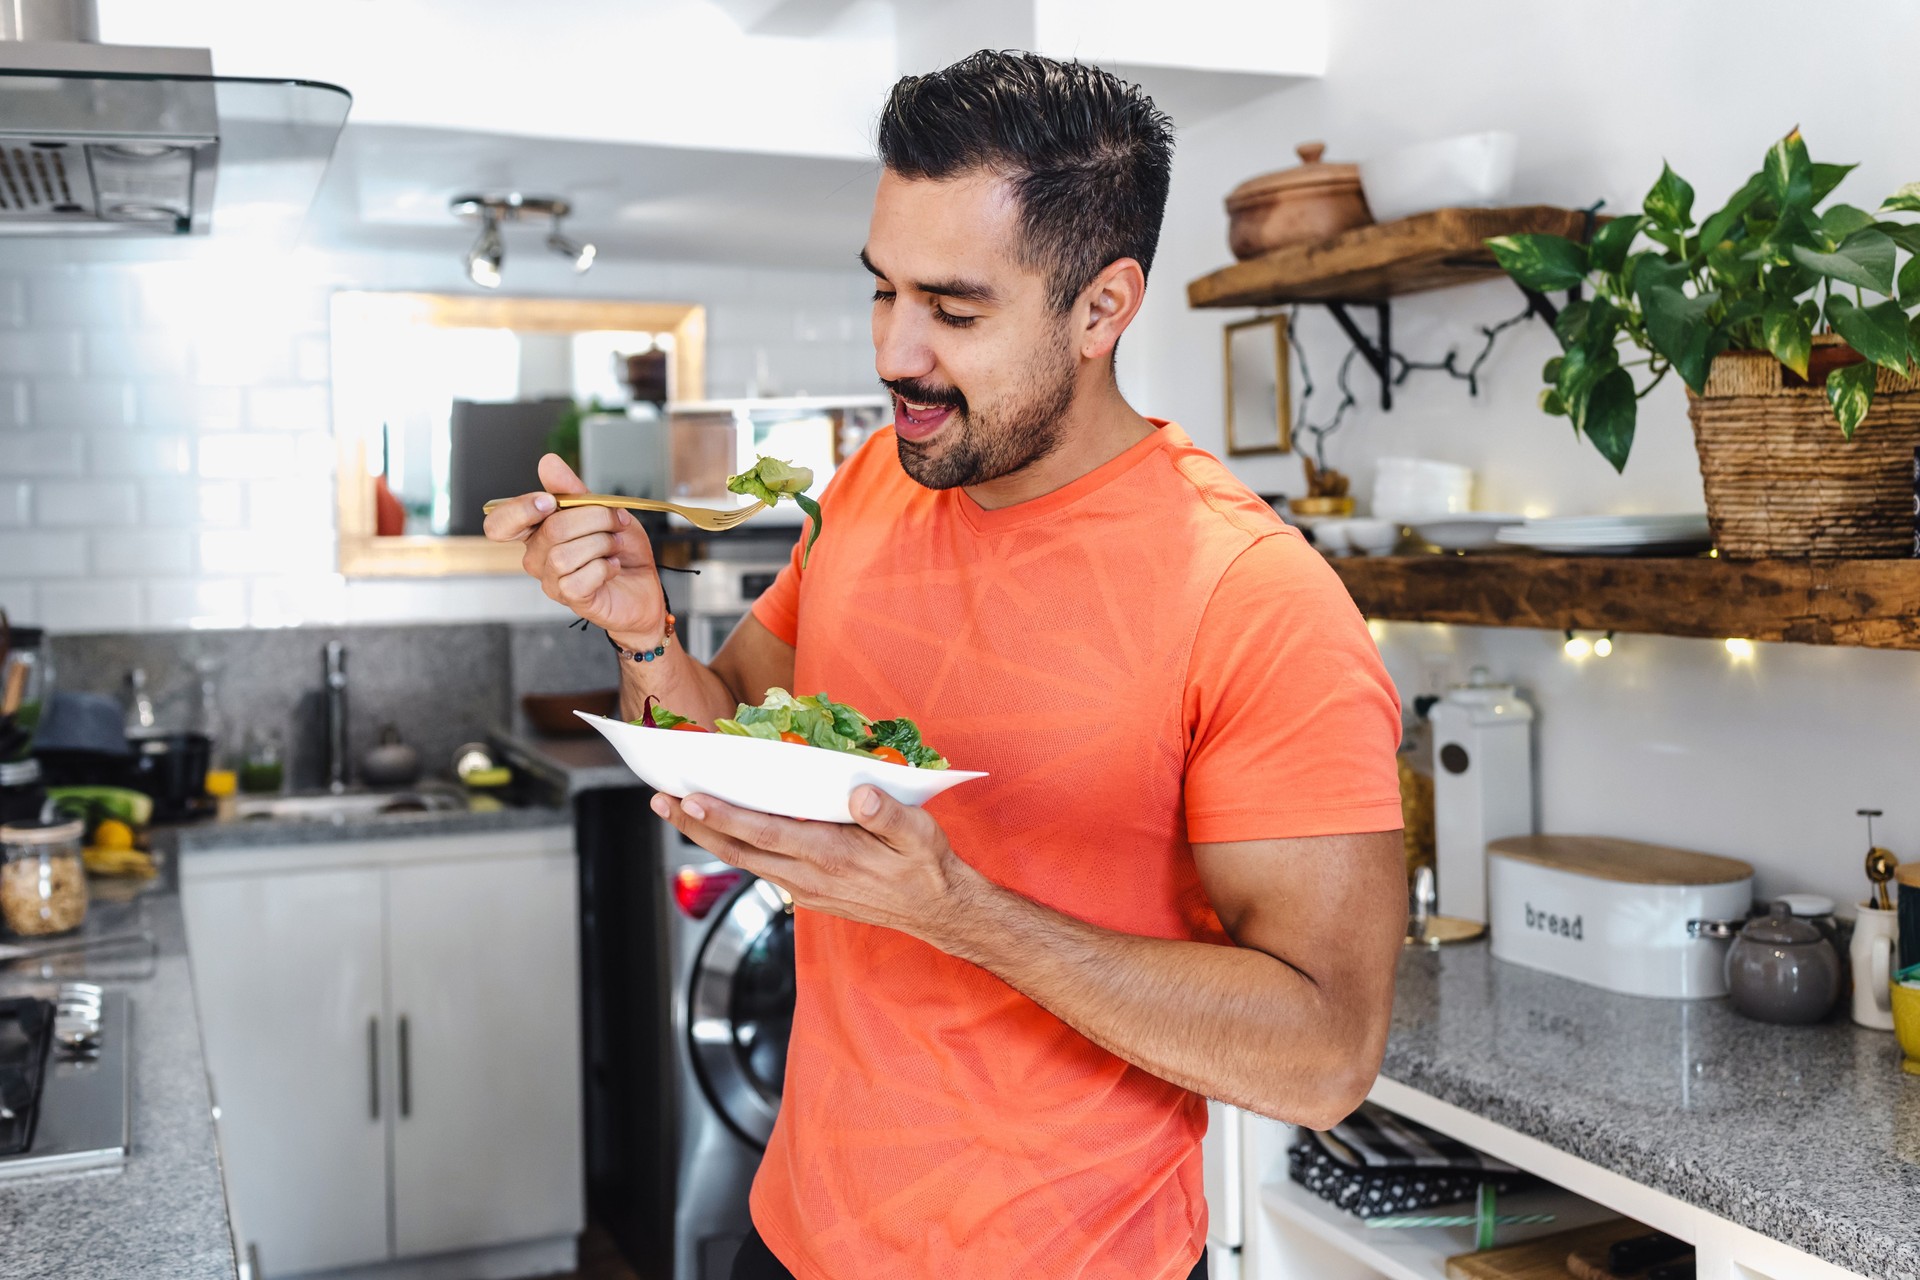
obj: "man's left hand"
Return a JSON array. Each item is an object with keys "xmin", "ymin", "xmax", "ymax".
[{"xmin": 650, "ymin": 787, "xmax": 982, "ymax": 947}]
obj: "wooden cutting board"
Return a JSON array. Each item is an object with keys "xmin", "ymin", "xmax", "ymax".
[
  {"xmin": 1487, "ymin": 834, "xmax": 1753, "ymax": 886},
  {"xmin": 1444, "ymin": 1217, "xmax": 1644, "ymax": 1280}
]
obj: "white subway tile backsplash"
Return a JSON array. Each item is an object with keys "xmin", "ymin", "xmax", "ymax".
[
  {"xmin": 86, "ymin": 329, "xmax": 191, "ymax": 379},
  {"xmin": 28, "ymin": 272, "xmax": 130, "ymax": 328},
  {"xmin": 135, "ymin": 384, "xmax": 243, "ymax": 432},
  {"xmin": 87, "ymin": 433, "xmax": 193, "ymax": 478},
  {"xmin": 32, "ymin": 480, "xmax": 139, "ymax": 528},
  {"xmin": 198, "ymin": 433, "xmax": 295, "ymax": 479},
  {"xmin": 38, "ymin": 582, "xmax": 143, "ymax": 632},
  {"xmin": 30, "ymin": 380, "xmax": 135, "ymax": 430},
  {"xmin": 0, "ymin": 279, "xmax": 26, "ymax": 329},
  {"xmin": 245, "ymin": 479, "xmax": 333, "ymax": 529},
  {"xmin": 0, "ymin": 434, "xmax": 84, "ymax": 477},
  {"xmin": 0, "ymin": 331, "xmax": 82, "ymax": 378},
  {"xmin": 249, "ymin": 573, "xmax": 347, "ymax": 626},
  {"xmin": 0, "ymin": 532, "xmax": 87, "ymax": 578},
  {"xmin": 0, "ymin": 482, "xmax": 28, "ymax": 527},
  {"xmin": 0, "ymin": 580, "xmax": 34, "ymax": 622},
  {"xmin": 135, "ymin": 478, "xmax": 246, "ymax": 529},
  {"xmin": 195, "ymin": 482, "xmax": 245, "ymax": 529},
  {"xmin": 92, "ymin": 531, "xmax": 193, "ymax": 576},
  {"xmin": 0, "ymin": 382, "xmax": 24, "ymax": 429},
  {"xmin": 144, "ymin": 578, "xmax": 248, "ymax": 630},
  {"xmin": 294, "ymin": 335, "xmax": 330, "ymax": 384},
  {"xmin": 194, "ymin": 329, "xmax": 296, "ymax": 386},
  {"xmin": 246, "ymin": 385, "xmax": 330, "ymax": 433},
  {"xmin": 199, "ymin": 528, "xmax": 333, "ymax": 576}
]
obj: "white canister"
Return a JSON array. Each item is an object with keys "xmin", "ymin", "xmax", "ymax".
[
  {"xmin": 1430, "ymin": 672, "xmax": 1534, "ymax": 924},
  {"xmin": 1851, "ymin": 902, "xmax": 1899, "ymax": 1030}
]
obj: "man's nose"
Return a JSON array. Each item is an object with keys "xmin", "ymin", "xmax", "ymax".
[{"xmin": 873, "ymin": 307, "xmax": 934, "ymax": 384}]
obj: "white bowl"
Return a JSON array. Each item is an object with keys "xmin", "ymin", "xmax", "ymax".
[
  {"xmin": 576, "ymin": 711, "xmax": 988, "ymax": 823},
  {"xmin": 1359, "ymin": 132, "xmax": 1517, "ymax": 223},
  {"xmin": 1411, "ymin": 513, "xmax": 1524, "ymax": 551},
  {"xmin": 1345, "ymin": 518, "xmax": 1401, "ymax": 556}
]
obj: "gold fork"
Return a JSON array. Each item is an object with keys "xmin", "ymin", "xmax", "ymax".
[{"xmin": 482, "ymin": 493, "xmax": 768, "ymax": 532}]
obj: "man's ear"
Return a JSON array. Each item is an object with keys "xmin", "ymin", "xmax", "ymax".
[{"xmin": 1078, "ymin": 257, "xmax": 1147, "ymax": 363}]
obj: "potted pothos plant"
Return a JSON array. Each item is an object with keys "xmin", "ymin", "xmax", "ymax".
[{"xmin": 1488, "ymin": 129, "xmax": 1920, "ymax": 558}]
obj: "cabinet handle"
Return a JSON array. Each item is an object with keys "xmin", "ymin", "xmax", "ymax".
[
  {"xmin": 398, "ymin": 1014, "xmax": 411, "ymax": 1119},
  {"xmin": 367, "ymin": 1018, "xmax": 379, "ymax": 1120}
]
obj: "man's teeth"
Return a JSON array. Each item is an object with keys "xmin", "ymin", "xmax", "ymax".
[{"xmin": 904, "ymin": 400, "xmax": 938, "ymax": 413}]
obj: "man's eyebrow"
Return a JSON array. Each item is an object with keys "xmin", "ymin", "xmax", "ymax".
[{"xmin": 859, "ymin": 247, "xmax": 999, "ymax": 306}]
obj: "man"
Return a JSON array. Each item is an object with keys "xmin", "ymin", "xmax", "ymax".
[{"xmin": 487, "ymin": 50, "xmax": 1405, "ymax": 1280}]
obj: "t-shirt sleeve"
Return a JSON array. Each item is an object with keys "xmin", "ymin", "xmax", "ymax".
[
  {"xmin": 1182, "ymin": 530, "xmax": 1404, "ymax": 844},
  {"xmin": 748, "ymin": 523, "xmax": 806, "ymax": 647}
]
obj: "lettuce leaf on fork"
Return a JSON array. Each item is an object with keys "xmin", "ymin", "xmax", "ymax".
[{"xmin": 726, "ymin": 456, "xmax": 824, "ymax": 567}]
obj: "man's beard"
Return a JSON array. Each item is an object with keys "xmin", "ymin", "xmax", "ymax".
[{"xmin": 886, "ymin": 332, "xmax": 1077, "ymax": 491}]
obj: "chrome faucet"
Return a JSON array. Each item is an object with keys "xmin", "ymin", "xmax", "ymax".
[{"xmin": 324, "ymin": 640, "xmax": 349, "ymax": 794}]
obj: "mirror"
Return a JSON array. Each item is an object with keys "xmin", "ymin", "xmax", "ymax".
[
  {"xmin": 1223, "ymin": 314, "xmax": 1292, "ymax": 456},
  {"xmin": 331, "ymin": 292, "xmax": 706, "ymax": 576}
]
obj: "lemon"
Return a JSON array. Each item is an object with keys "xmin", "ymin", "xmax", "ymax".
[{"xmin": 94, "ymin": 819, "xmax": 135, "ymax": 852}]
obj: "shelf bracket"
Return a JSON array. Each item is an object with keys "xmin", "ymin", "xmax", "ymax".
[{"xmin": 1321, "ymin": 301, "xmax": 1392, "ymax": 411}]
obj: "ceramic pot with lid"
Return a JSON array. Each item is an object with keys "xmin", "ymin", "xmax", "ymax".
[
  {"xmin": 1224, "ymin": 142, "xmax": 1374, "ymax": 260},
  {"xmin": 1726, "ymin": 901, "xmax": 1842, "ymax": 1025}
]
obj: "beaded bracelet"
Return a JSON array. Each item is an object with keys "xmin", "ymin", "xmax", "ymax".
[{"xmin": 608, "ymin": 614, "xmax": 676, "ymax": 663}]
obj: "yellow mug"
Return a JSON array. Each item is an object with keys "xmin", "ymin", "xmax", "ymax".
[{"xmin": 1893, "ymin": 981, "xmax": 1920, "ymax": 1076}]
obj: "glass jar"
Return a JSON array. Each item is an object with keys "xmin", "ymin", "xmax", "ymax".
[
  {"xmin": 0, "ymin": 622, "xmax": 50, "ymax": 761},
  {"xmin": 0, "ymin": 819, "xmax": 88, "ymax": 936}
]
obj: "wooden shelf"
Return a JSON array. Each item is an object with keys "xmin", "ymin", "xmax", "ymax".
[
  {"xmin": 1328, "ymin": 554, "xmax": 1920, "ymax": 652},
  {"xmin": 1261, "ymin": 1177, "xmax": 1619, "ymax": 1280},
  {"xmin": 1187, "ymin": 205, "xmax": 1598, "ymax": 309}
]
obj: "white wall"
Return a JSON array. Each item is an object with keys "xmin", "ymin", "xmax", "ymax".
[
  {"xmin": 1131, "ymin": 0, "xmax": 1920, "ymax": 906},
  {"xmin": 0, "ymin": 241, "xmax": 874, "ymax": 632}
]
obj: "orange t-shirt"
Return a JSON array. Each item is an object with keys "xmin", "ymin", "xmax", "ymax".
[{"xmin": 748, "ymin": 421, "xmax": 1402, "ymax": 1279}]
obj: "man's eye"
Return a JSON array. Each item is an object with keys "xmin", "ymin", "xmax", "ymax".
[
  {"xmin": 934, "ymin": 308, "xmax": 977, "ymax": 328},
  {"xmin": 871, "ymin": 289, "xmax": 895, "ymax": 304}
]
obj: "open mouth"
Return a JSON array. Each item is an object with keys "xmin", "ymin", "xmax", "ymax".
[{"xmin": 893, "ymin": 393, "xmax": 957, "ymax": 443}]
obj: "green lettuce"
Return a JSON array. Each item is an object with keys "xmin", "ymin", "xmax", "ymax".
[
  {"xmin": 727, "ymin": 455, "xmax": 825, "ymax": 568},
  {"xmin": 865, "ymin": 717, "xmax": 949, "ymax": 770},
  {"xmin": 641, "ymin": 687, "xmax": 948, "ymax": 769}
]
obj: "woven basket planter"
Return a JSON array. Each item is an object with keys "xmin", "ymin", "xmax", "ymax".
[{"xmin": 1688, "ymin": 340, "xmax": 1920, "ymax": 559}]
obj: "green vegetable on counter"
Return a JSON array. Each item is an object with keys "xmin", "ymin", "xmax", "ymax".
[
  {"xmin": 727, "ymin": 456, "xmax": 824, "ymax": 567},
  {"xmin": 46, "ymin": 785, "xmax": 153, "ymax": 827}
]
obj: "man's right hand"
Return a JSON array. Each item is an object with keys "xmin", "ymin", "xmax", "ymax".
[{"xmin": 483, "ymin": 453, "xmax": 668, "ymax": 649}]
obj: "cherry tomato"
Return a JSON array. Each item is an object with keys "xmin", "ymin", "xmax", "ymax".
[
  {"xmin": 669, "ymin": 722, "xmax": 710, "ymax": 733},
  {"xmin": 871, "ymin": 745, "xmax": 908, "ymax": 766},
  {"xmin": 780, "ymin": 731, "xmax": 808, "ymax": 745}
]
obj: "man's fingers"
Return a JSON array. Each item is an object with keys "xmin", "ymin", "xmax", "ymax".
[
  {"xmin": 482, "ymin": 490, "xmax": 558, "ymax": 544},
  {"xmin": 545, "ymin": 530, "xmax": 617, "ymax": 579},
  {"xmin": 851, "ymin": 785, "xmax": 925, "ymax": 847},
  {"xmin": 682, "ymin": 793, "xmax": 806, "ymax": 857},
  {"xmin": 652, "ymin": 794, "xmax": 810, "ymax": 883},
  {"xmin": 555, "ymin": 556, "xmax": 619, "ymax": 606},
  {"xmin": 537, "ymin": 452, "xmax": 589, "ymax": 495}
]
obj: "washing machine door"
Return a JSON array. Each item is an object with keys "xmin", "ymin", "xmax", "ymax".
[{"xmin": 689, "ymin": 878, "xmax": 795, "ymax": 1148}]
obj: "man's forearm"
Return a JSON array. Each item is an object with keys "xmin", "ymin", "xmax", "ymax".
[
  {"xmin": 927, "ymin": 865, "xmax": 1383, "ymax": 1128},
  {"xmin": 615, "ymin": 645, "xmax": 747, "ymax": 726}
]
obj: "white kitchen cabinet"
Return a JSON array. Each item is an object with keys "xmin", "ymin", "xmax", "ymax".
[
  {"xmin": 184, "ymin": 866, "xmax": 392, "ymax": 1277},
  {"xmin": 182, "ymin": 827, "xmax": 582, "ymax": 1280},
  {"xmin": 387, "ymin": 854, "xmax": 583, "ymax": 1257}
]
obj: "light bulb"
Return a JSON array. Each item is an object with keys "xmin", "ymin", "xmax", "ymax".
[
  {"xmin": 548, "ymin": 218, "xmax": 596, "ymax": 273},
  {"xmin": 1593, "ymin": 634, "xmax": 1614, "ymax": 658},
  {"xmin": 1563, "ymin": 632, "xmax": 1591, "ymax": 659},
  {"xmin": 1724, "ymin": 637, "xmax": 1755, "ymax": 659},
  {"xmin": 465, "ymin": 212, "xmax": 504, "ymax": 289}
]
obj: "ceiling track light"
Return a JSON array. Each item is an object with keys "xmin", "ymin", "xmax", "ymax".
[
  {"xmin": 450, "ymin": 193, "xmax": 597, "ymax": 288},
  {"xmin": 1563, "ymin": 628, "xmax": 1616, "ymax": 659}
]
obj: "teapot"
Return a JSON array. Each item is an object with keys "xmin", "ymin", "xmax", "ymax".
[{"xmin": 1725, "ymin": 901, "xmax": 1842, "ymax": 1025}]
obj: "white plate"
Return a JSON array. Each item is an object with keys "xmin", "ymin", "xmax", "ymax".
[
  {"xmin": 1517, "ymin": 514, "xmax": 1710, "ymax": 533},
  {"xmin": 1493, "ymin": 530, "xmax": 1713, "ymax": 555},
  {"xmin": 1410, "ymin": 513, "xmax": 1524, "ymax": 551},
  {"xmin": 576, "ymin": 711, "xmax": 988, "ymax": 823}
]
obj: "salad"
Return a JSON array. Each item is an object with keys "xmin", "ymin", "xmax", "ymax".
[
  {"xmin": 638, "ymin": 688, "xmax": 948, "ymax": 769},
  {"xmin": 728, "ymin": 456, "xmax": 823, "ymax": 567}
]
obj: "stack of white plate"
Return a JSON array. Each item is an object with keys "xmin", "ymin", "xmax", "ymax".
[{"xmin": 1493, "ymin": 514, "xmax": 1713, "ymax": 556}]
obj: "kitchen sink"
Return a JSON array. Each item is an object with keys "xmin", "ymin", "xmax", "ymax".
[{"xmin": 232, "ymin": 788, "xmax": 471, "ymax": 822}]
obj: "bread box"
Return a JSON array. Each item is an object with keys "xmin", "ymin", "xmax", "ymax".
[{"xmin": 1487, "ymin": 835, "xmax": 1753, "ymax": 999}]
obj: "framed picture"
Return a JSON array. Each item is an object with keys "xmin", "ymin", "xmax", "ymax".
[{"xmin": 1222, "ymin": 314, "xmax": 1292, "ymax": 456}]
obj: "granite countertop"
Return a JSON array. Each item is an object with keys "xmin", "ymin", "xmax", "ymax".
[
  {"xmin": 0, "ymin": 884, "xmax": 235, "ymax": 1279},
  {"xmin": 163, "ymin": 801, "xmax": 571, "ymax": 854},
  {"xmin": 491, "ymin": 730, "xmax": 639, "ymax": 798},
  {"xmin": 1383, "ymin": 940, "xmax": 1920, "ymax": 1280}
]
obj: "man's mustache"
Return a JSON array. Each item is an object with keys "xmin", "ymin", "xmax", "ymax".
[{"xmin": 882, "ymin": 377, "xmax": 967, "ymax": 414}]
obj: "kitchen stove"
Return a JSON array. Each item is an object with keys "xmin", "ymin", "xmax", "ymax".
[{"xmin": 0, "ymin": 985, "xmax": 130, "ymax": 1179}]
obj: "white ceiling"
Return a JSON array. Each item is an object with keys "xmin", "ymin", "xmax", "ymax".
[{"xmin": 306, "ymin": 124, "xmax": 883, "ymax": 268}]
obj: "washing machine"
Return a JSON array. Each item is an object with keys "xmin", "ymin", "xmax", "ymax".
[{"xmin": 661, "ymin": 834, "xmax": 795, "ymax": 1280}]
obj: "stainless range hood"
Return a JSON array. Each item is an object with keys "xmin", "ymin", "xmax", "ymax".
[{"xmin": 0, "ymin": 0, "xmax": 350, "ymax": 238}]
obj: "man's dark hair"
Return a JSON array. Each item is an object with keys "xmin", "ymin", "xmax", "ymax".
[{"xmin": 877, "ymin": 50, "xmax": 1175, "ymax": 312}]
